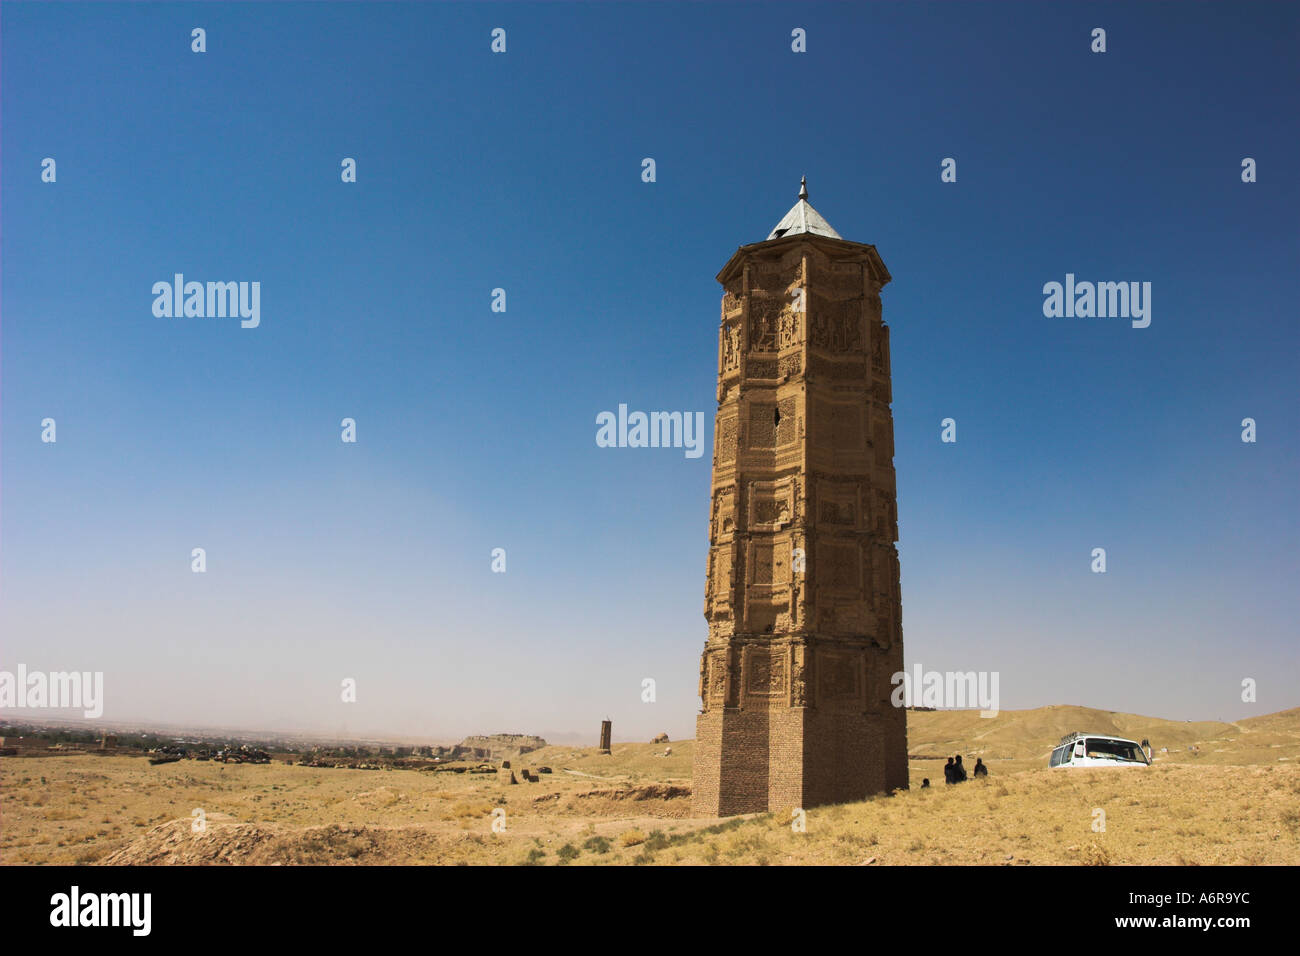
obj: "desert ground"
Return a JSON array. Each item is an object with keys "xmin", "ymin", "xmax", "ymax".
[{"xmin": 3, "ymin": 705, "xmax": 1298, "ymax": 866}]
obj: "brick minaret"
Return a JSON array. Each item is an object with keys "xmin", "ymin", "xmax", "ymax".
[{"xmin": 693, "ymin": 179, "xmax": 908, "ymax": 816}]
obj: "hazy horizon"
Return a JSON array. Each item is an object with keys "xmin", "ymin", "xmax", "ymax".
[{"xmin": 5, "ymin": 700, "xmax": 1295, "ymax": 751}]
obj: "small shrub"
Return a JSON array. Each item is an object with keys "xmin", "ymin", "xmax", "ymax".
[
  {"xmin": 582, "ymin": 835, "xmax": 611, "ymax": 854},
  {"xmin": 1079, "ymin": 842, "xmax": 1110, "ymax": 866},
  {"xmin": 619, "ymin": 828, "xmax": 647, "ymax": 847},
  {"xmin": 444, "ymin": 801, "xmax": 493, "ymax": 821},
  {"xmin": 556, "ymin": 843, "xmax": 579, "ymax": 863}
]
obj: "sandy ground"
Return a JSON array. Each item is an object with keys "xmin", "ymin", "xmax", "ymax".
[{"xmin": 3, "ymin": 705, "xmax": 1297, "ymax": 865}]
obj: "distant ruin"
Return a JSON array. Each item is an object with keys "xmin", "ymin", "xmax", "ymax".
[{"xmin": 455, "ymin": 733, "xmax": 547, "ymax": 762}]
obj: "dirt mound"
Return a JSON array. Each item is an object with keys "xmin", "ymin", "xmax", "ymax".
[
  {"xmin": 100, "ymin": 818, "xmax": 473, "ymax": 866},
  {"xmin": 575, "ymin": 784, "xmax": 691, "ymax": 801},
  {"xmin": 566, "ymin": 784, "xmax": 693, "ymax": 818}
]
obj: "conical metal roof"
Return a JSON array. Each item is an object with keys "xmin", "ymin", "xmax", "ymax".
[{"xmin": 765, "ymin": 176, "xmax": 842, "ymax": 240}]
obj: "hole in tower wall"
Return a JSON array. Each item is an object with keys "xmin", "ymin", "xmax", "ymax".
[{"xmin": 774, "ymin": 407, "xmax": 781, "ymax": 427}]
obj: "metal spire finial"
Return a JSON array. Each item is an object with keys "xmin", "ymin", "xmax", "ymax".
[{"xmin": 799, "ymin": 176, "xmax": 808, "ymax": 201}]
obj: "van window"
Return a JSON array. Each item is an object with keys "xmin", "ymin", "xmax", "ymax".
[
  {"xmin": 1085, "ymin": 738, "xmax": 1148, "ymax": 763},
  {"xmin": 1050, "ymin": 747, "xmax": 1061, "ymax": 767}
]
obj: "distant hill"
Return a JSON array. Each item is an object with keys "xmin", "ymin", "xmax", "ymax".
[
  {"xmin": 1238, "ymin": 707, "xmax": 1300, "ymax": 734},
  {"xmin": 517, "ymin": 705, "xmax": 1300, "ymax": 776},
  {"xmin": 905, "ymin": 704, "xmax": 1300, "ymax": 768}
]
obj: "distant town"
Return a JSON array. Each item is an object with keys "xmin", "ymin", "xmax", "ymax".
[{"xmin": 0, "ymin": 720, "xmax": 550, "ymax": 771}]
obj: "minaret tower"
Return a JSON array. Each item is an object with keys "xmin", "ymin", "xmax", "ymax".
[{"xmin": 693, "ymin": 179, "xmax": 908, "ymax": 816}]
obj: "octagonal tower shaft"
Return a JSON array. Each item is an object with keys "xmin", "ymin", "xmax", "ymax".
[{"xmin": 693, "ymin": 188, "xmax": 908, "ymax": 816}]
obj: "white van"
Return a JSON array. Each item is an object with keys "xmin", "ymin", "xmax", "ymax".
[{"xmin": 1049, "ymin": 732, "xmax": 1150, "ymax": 768}]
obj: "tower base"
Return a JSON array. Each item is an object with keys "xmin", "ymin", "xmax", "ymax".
[{"xmin": 693, "ymin": 705, "xmax": 908, "ymax": 817}]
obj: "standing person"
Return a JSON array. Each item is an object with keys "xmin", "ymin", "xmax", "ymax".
[
  {"xmin": 943, "ymin": 757, "xmax": 955, "ymax": 784},
  {"xmin": 973, "ymin": 758, "xmax": 988, "ymax": 777},
  {"xmin": 952, "ymin": 755, "xmax": 968, "ymax": 783}
]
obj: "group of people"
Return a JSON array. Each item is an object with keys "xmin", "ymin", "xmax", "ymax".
[
  {"xmin": 920, "ymin": 755, "xmax": 988, "ymax": 788},
  {"xmin": 946, "ymin": 755, "xmax": 986, "ymax": 783}
]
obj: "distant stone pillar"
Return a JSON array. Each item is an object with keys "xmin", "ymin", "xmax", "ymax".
[{"xmin": 599, "ymin": 720, "xmax": 612, "ymax": 754}]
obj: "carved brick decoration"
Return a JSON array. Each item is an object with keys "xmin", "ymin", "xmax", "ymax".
[{"xmin": 694, "ymin": 185, "xmax": 908, "ymax": 816}]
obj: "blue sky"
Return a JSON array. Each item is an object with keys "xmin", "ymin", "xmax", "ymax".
[{"xmin": 2, "ymin": 1, "xmax": 1296, "ymax": 741}]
